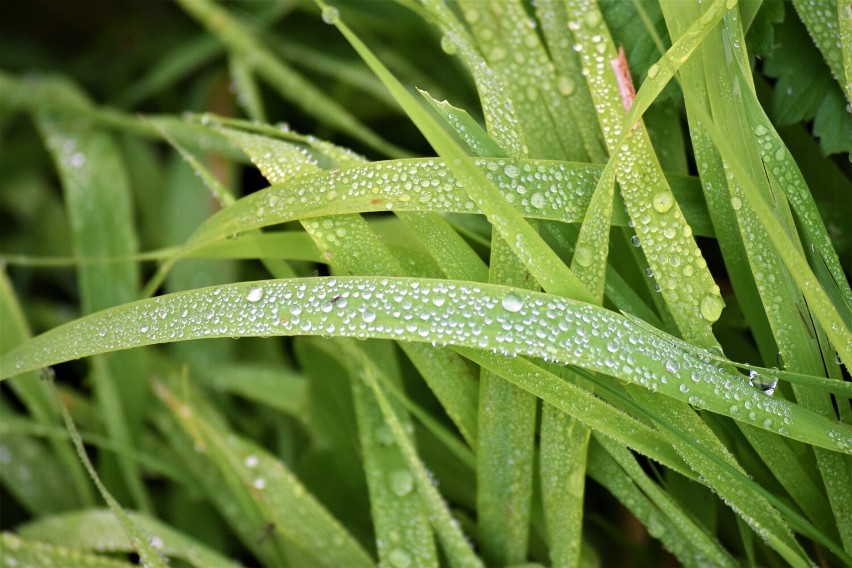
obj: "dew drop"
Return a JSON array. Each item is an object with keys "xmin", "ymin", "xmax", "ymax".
[
  {"xmin": 754, "ymin": 124, "xmax": 768, "ymax": 136},
  {"xmin": 647, "ymin": 64, "xmax": 660, "ymax": 79},
  {"xmin": 557, "ymin": 75, "xmax": 575, "ymax": 96},
  {"xmin": 574, "ymin": 246, "xmax": 592, "ymax": 267},
  {"xmin": 504, "ymin": 163, "xmax": 520, "ymax": 178},
  {"xmin": 362, "ymin": 309, "xmax": 377, "ymax": 323},
  {"xmin": 389, "ymin": 470, "xmax": 414, "ymax": 496},
  {"xmin": 245, "ymin": 455, "xmax": 259, "ymax": 468},
  {"xmin": 247, "ymin": 287, "xmax": 263, "ymax": 302},
  {"xmin": 530, "ymin": 192, "xmax": 546, "ymax": 208},
  {"xmin": 502, "ymin": 294, "xmax": 524, "ymax": 313},
  {"xmin": 731, "ymin": 196, "xmax": 742, "ymax": 210},
  {"xmin": 440, "ymin": 34, "xmax": 457, "ymax": 55},
  {"xmin": 700, "ymin": 293, "xmax": 724, "ymax": 322},
  {"xmin": 584, "ymin": 10, "xmax": 602, "ymax": 27},
  {"xmin": 749, "ymin": 370, "xmax": 778, "ymax": 395},
  {"xmin": 652, "ymin": 191, "xmax": 674, "ymax": 213},
  {"xmin": 631, "ymin": 235, "xmax": 641, "ymax": 247},
  {"xmin": 321, "ymin": 5, "xmax": 339, "ymax": 24},
  {"xmin": 254, "ymin": 477, "xmax": 267, "ymax": 489},
  {"xmin": 388, "ymin": 548, "xmax": 412, "ymax": 568}
]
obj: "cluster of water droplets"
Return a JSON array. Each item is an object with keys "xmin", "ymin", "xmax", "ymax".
[
  {"xmin": 87, "ymin": 279, "xmax": 801, "ymax": 433},
  {"xmin": 211, "ymin": 158, "xmax": 604, "ymax": 242},
  {"xmin": 566, "ymin": 2, "xmax": 724, "ymax": 326}
]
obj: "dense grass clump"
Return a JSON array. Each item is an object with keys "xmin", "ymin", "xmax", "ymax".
[{"xmin": 1, "ymin": 1, "xmax": 851, "ymax": 566}]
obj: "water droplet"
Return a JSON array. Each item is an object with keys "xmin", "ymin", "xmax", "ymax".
[
  {"xmin": 647, "ymin": 64, "xmax": 660, "ymax": 79},
  {"xmin": 245, "ymin": 455, "xmax": 259, "ymax": 468},
  {"xmin": 389, "ymin": 470, "xmax": 414, "ymax": 496},
  {"xmin": 631, "ymin": 235, "xmax": 641, "ymax": 247},
  {"xmin": 557, "ymin": 75, "xmax": 575, "ymax": 96},
  {"xmin": 652, "ymin": 192, "xmax": 674, "ymax": 213},
  {"xmin": 530, "ymin": 192, "xmax": 546, "ymax": 208},
  {"xmin": 375, "ymin": 426, "xmax": 395, "ymax": 446},
  {"xmin": 731, "ymin": 196, "xmax": 742, "ymax": 210},
  {"xmin": 362, "ymin": 309, "xmax": 377, "ymax": 323},
  {"xmin": 321, "ymin": 5, "xmax": 339, "ymax": 24},
  {"xmin": 247, "ymin": 287, "xmax": 263, "ymax": 302},
  {"xmin": 700, "ymin": 293, "xmax": 724, "ymax": 322},
  {"xmin": 71, "ymin": 153, "xmax": 86, "ymax": 168},
  {"xmin": 388, "ymin": 548, "xmax": 412, "ymax": 568},
  {"xmin": 754, "ymin": 124, "xmax": 768, "ymax": 136},
  {"xmin": 574, "ymin": 246, "xmax": 592, "ymax": 267},
  {"xmin": 440, "ymin": 34, "xmax": 457, "ymax": 55},
  {"xmin": 584, "ymin": 10, "xmax": 602, "ymax": 27},
  {"xmin": 502, "ymin": 294, "xmax": 524, "ymax": 312},
  {"xmin": 749, "ymin": 370, "xmax": 778, "ymax": 395},
  {"xmin": 254, "ymin": 477, "xmax": 267, "ymax": 489},
  {"xmin": 504, "ymin": 163, "xmax": 520, "ymax": 178}
]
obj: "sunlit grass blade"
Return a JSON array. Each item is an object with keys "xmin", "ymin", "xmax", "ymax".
[
  {"xmin": 564, "ymin": 0, "xmax": 724, "ymax": 344},
  {"xmin": 412, "ymin": 0, "xmax": 525, "ymax": 156},
  {"xmin": 18, "ymin": 509, "xmax": 239, "ymax": 568},
  {"xmin": 219, "ymin": 127, "xmax": 479, "ymax": 445},
  {"xmin": 841, "ymin": 2, "xmax": 852, "ymax": 102},
  {"xmin": 535, "ymin": 0, "xmax": 608, "ymax": 162},
  {"xmin": 418, "ymin": 89, "xmax": 505, "ymax": 157},
  {"xmin": 3, "ymin": 276, "xmax": 850, "ymax": 454},
  {"xmin": 458, "ymin": 0, "xmax": 585, "ymax": 160}
]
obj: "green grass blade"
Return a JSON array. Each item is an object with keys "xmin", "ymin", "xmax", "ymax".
[
  {"xmin": 0, "ymin": 272, "xmax": 94, "ymax": 509},
  {"xmin": 791, "ymin": 0, "xmax": 846, "ymax": 90},
  {"xmin": 18, "ymin": 509, "xmax": 239, "ymax": 568},
  {"xmin": 57, "ymin": 384, "xmax": 167, "ymax": 568},
  {"xmin": 155, "ymin": 379, "xmax": 375, "ymax": 567},
  {"xmin": 3, "ymin": 277, "xmax": 849, "ymax": 455},
  {"xmin": 0, "ymin": 533, "xmax": 134, "ymax": 568},
  {"xmin": 174, "ymin": 0, "xmax": 408, "ymax": 159},
  {"xmin": 34, "ymin": 83, "xmax": 151, "ymax": 513},
  {"xmin": 458, "ymin": 0, "xmax": 585, "ymax": 160},
  {"xmin": 565, "ymin": 0, "xmax": 724, "ymax": 343},
  {"xmin": 219, "ymin": 127, "xmax": 480, "ymax": 445}
]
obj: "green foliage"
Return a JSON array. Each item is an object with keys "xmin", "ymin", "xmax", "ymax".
[{"xmin": 1, "ymin": 0, "xmax": 850, "ymax": 566}]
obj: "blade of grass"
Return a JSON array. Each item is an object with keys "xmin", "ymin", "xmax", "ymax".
[
  {"xmin": 18, "ymin": 509, "xmax": 239, "ymax": 568},
  {"xmin": 174, "ymin": 0, "xmax": 408, "ymax": 158},
  {"xmin": 34, "ymin": 82, "xmax": 151, "ymax": 513},
  {"xmin": 3, "ymin": 277, "xmax": 849, "ymax": 455}
]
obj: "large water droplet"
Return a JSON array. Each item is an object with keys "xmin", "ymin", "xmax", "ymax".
[
  {"xmin": 388, "ymin": 548, "xmax": 412, "ymax": 568},
  {"xmin": 749, "ymin": 370, "xmax": 778, "ymax": 395},
  {"xmin": 557, "ymin": 75, "xmax": 575, "ymax": 96},
  {"xmin": 647, "ymin": 64, "xmax": 660, "ymax": 79},
  {"xmin": 321, "ymin": 5, "xmax": 339, "ymax": 24},
  {"xmin": 700, "ymin": 293, "xmax": 724, "ymax": 322},
  {"xmin": 440, "ymin": 34, "xmax": 457, "ymax": 55},
  {"xmin": 247, "ymin": 287, "xmax": 263, "ymax": 302},
  {"xmin": 389, "ymin": 470, "xmax": 414, "ymax": 496},
  {"xmin": 574, "ymin": 246, "xmax": 592, "ymax": 267},
  {"xmin": 530, "ymin": 192, "xmax": 546, "ymax": 208},
  {"xmin": 652, "ymin": 192, "xmax": 674, "ymax": 213},
  {"xmin": 502, "ymin": 294, "xmax": 524, "ymax": 312}
]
